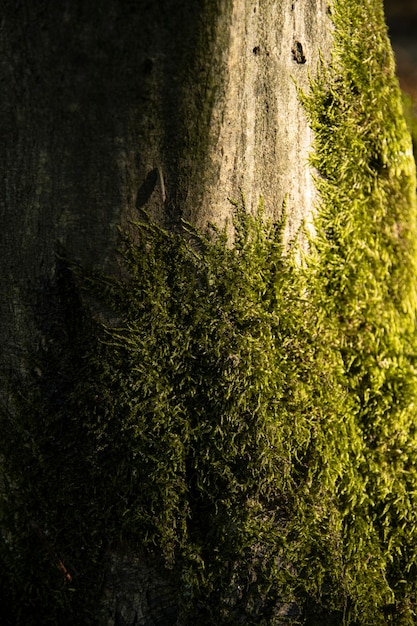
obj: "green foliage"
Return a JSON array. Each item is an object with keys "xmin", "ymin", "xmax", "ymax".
[
  {"xmin": 0, "ymin": 204, "xmax": 353, "ymax": 624},
  {"xmin": 71, "ymin": 204, "xmax": 359, "ymax": 622},
  {"xmin": 2, "ymin": 0, "xmax": 417, "ymax": 624},
  {"xmin": 299, "ymin": 0, "xmax": 417, "ymax": 622}
]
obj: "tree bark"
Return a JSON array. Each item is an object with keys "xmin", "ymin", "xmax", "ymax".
[{"xmin": 0, "ymin": 1, "xmax": 332, "ymax": 623}]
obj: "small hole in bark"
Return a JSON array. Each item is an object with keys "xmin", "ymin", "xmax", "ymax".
[
  {"xmin": 143, "ymin": 58, "xmax": 153, "ymax": 75},
  {"xmin": 291, "ymin": 41, "xmax": 306, "ymax": 64},
  {"xmin": 253, "ymin": 46, "xmax": 261, "ymax": 56}
]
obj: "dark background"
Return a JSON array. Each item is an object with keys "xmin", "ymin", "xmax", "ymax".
[{"xmin": 385, "ymin": 0, "xmax": 417, "ymax": 101}]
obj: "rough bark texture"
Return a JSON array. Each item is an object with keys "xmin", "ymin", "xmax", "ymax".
[
  {"xmin": 0, "ymin": 0, "xmax": 333, "ymax": 366},
  {"xmin": 98, "ymin": 549, "xmax": 179, "ymax": 626},
  {"xmin": 0, "ymin": 1, "xmax": 333, "ymax": 623}
]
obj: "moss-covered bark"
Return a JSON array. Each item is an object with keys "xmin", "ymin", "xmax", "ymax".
[
  {"xmin": 0, "ymin": 1, "xmax": 333, "ymax": 623},
  {"xmin": 0, "ymin": 0, "xmax": 332, "ymax": 375},
  {"xmin": 5, "ymin": 1, "xmax": 415, "ymax": 624}
]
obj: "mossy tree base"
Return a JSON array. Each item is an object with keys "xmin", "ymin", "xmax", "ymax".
[{"xmin": 2, "ymin": 1, "xmax": 417, "ymax": 624}]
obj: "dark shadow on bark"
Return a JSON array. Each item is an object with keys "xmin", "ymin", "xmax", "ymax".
[{"xmin": 0, "ymin": 255, "xmax": 180, "ymax": 625}]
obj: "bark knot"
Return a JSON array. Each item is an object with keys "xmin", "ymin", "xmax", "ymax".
[{"xmin": 292, "ymin": 41, "xmax": 306, "ymax": 64}]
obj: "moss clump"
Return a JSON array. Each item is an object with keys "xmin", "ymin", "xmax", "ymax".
[
  {"xmin": 0, "ymin": 204, "xmax": 353, "ymax": 624},
  {"xmin": 2, "ymin": 0, "xmax": 417, "ymax": 624},
  {"xmin": 300, "ymin": 0, "xmax": 417, "ymax": 621}
]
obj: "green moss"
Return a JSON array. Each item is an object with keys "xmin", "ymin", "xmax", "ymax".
[
  {"xmin": 299, "ymin": 0, "xmax": 417, "ymax": 621},
  {"xmin": 0, "ymin": 204, "xmax": 349, "ymax": 624},
  {"xmin": 2, "ymin": 0, "xmax": 417, "ymax": 624}
]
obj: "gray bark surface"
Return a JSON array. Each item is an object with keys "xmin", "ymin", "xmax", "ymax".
[{"xmin": 0, "ymin": 1, "xmax": 333, "ymax": 623}]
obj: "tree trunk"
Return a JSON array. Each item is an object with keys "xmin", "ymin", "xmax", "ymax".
[{"xmin": 0, "ymin": 1, "xmax": 332, "ymax": 623}]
